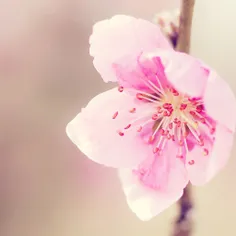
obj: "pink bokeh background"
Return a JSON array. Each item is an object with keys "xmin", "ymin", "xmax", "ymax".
[{"xmin": 0, "ymin": 0, "xmax": 236, "ymax": 235}]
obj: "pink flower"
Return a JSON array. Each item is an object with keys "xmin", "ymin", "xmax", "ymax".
[
  {"xmin": 66, "ymin": 15, "xmax": 236, "ymax": 220},
  {"xmin": 153, "ymin": 9, "xmax": 180, "ymax": 47}
]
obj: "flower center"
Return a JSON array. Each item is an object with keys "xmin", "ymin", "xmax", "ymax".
[{"xmin": 113, "ymin": 80, "xmax": 215, "ymax": 165}]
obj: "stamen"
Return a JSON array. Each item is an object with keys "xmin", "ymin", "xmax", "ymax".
[
  {"xmin": 152, "ymin": 114, "xmax": 158, "ymax": 120},
  {"xmin": 136, "ymin": 93, "xmax": 143, "ymax": 100},
  {"xmin": 153, "ymin": 147, "xmax": 160, "ymax": 154},
  {"xmin": 116, "ymin": 77, "xmax": 213, "ymax": 167},
  {"xmin": 118, "ymin": 86, "xmax": 124, "ymax": 92},
  {"xmin": 196, "ymin": 104, "xmax": 204, "ymax": 113},
  {"xmin": 134, "ymin": 71, "xmax": 163, "ymax": 95},
  {"xmin": 176, "ymin": 141, "xmax": 185, "ymax": 158},
  {"xmin": 148, "ymin": 136, "xmax": 155, "ymax": 144},
  {"xmin": 169, "ymin": 87, "xmax": 179, "ymax": 96},
  {"xmin": 148, "ymin": 80, "xmax": 165, "ymax": 96},
  {"xmin": 163, "ymin": 103, "xmax": 172, "ymax": 109},
  {"xmin": 153, "ymin": 135, "xmax": 166, "ymax": 154},
  {"xmin": 135, "ymin": 117, "xmax": 158, "ymax": 133},
  {"xmin": 137, "ymin": 126, "xmax": 143, "ymax": 132},
  {"xmin": 191, "ymin": 111, "xmax": 216, "ymax": 135},
  {"xmin": 129, "ymin": 108, "xmax": 136, "ymax": 113},
  {"xmin": 203, "ymin": 148, "xmax": 209, "ymax": 156},
  {"xmin": 152, "ymin": 117, "xmax": 165, "ymax": 137},
  {"xmin": 188, "ymin": 160, "xmax": 195, "ymax": 165},
  {"xmin": 210, "ymin": 127, "xmax": 216, "ymax": 134},
  {"xmin": 118, "ymin": 131, "xmax": 124, "ymax": 136},
  {"xmin": 186, "ymin": 124, "xmax": 202, "ymax": 144},
  {"xmin": 136, "ymin": 93, "xmax": 160, "ymax": 103},
  {"xmin": 112, "ymin": 111, "xmax": 118, "ymax": 119},
  {"xmin": 124, "ymin": 124, "xmax": 131, "ymax": 130},
  {"xmin": 180, "ymin": 103, "xmax": 187, "ymax": 110},
  {"xmin": 155, "ymin": 75, "xmax": 165, "ymax": 94},
  {"xmin": 132, "ymin": 89, "xmax": 161, "ymax": 101}
]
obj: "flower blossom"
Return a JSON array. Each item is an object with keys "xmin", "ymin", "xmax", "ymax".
[
  {"xmin": 153, "ymin": 9, "xmax": 180, "ymax": 47},
  {"xmin": 66, "ymin": 15, "xmax": 236, "ymax": 221}
]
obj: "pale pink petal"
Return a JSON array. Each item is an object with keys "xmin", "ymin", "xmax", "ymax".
[
  {"xmin": 118, "ymin": 142, "xmax": 189, "ymax": 220},
  {"xmin": 89, "ymin": 15, "xmax": 172, "ymax": 83},
  {"xmin": 112, "ymin": 53, "xmax": 169, "ymax": 93},
  {"xmin": 66, "ymin": 88, "xmax": 153, "ymax": 168},
  {"xmin": 134, "ymin": 141, "xmax": 189, "ymax": 192},
  {"xmin": 144, "ymin": 50, "xmax": 209, "ymax": 97},
  {"xmin": 118, "ymin": 168, "xmax": 184, "ymax": 221},
  {"xmin": 186, "ymin": 124, "xmax": 234, "ymax": 185},
  {"xmin": 203, "ymin": 70, "xmax": 236, "ymax": 132}
]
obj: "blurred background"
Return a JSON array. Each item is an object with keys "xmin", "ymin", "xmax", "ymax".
[{"xmin": 0, "ymin": 0, "xmax": 236, "ymax": 235}]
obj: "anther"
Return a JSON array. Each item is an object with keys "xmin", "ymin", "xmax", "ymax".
[
  {"xmin": 163, "ymin": 111, "xmax": 169, "ymax": 116},
  {"xmin": 180, "ymin": 103, "xmax": 187, "ymax": 110},
  {"xmin": 174, "ymin": 118, "xmax": 178, "ymax": 124},
  {"xmin": 198, "ymin": 139, "xmax": 204, "ymax": 146},
  {"xmin": 137, "ymin": 126, "xmax": 143, "ymax": 132},
  {"xmin": 112, "ymin": 111, "xmax": 118, "ymax": 119},
  {"xmin": 152, "ymin": 114, "xmax": 158, "ymax": 120},
  {"xmin": 179, "ymin": 140, "xmax": 184, "ymax": 146},
  {"xmin": 129, "ymin": 108, "xmax": 136, "ymax": 113},
  {"xmin": 200, "ymin": 118, "xmax": 206, "ymax": 123},
  {"xmin": 124, "ymin": 124, "xmax": 131, "ymax": 130},
  {"xmin": 163, "ymin": 103, "xmax": 172, "ymax": 109},
  {"xmin": 203, "ymin": 148, "xmax": 209, "ymax": 156},
  {"xmin": 172, "ymin": 89, "xmax": 179, "ymax": 96},
  {"xmin": 148, "ymin": 136, "xmax": 154, "ymax": 143},
  {"xmin": 188, "ymin": 160, "xmax": 195, "ymax": 165},
  {"xmin": 160, "ymin": 129, "xmax": 165, "ymax": 136},
  {"xmin": 170, "ymin": 88, "xmax": 179, "ymax": 96},
  {"xmin": 153, "ymin": 147, "xmax": 160, "ymax": 154},
  {"xmin": 210, "ymin": 127, "xmax": 216, "ymax": 134},
  {"xmin": 118, "ymin": 86, "xmax": 124, "ymax": 92},
  {"xmin": 118, "ymin": 131, "xmax": 124, "ymax": 136},
  {"xmin": 177, "ymin": 155, "xmax": 184, "ymax": 159},
  {"xmin": 136, "ymin": 93, "xmax": 143, "ymax": 100},
  {"xmin": 196, "ymin": 104, "xmax": 203, "ymax": 113}
]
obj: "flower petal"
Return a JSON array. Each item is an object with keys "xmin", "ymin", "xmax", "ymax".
[
  {"xmin": 89, "ymin": 15, "xmax": 172, "ymax": 83},
  {"xmin": 112, "ymin": 53, "xmax": 169, "ymax": 93},
  {"xmin": 118, "ymin": 142, "xmax": 189, "ymax": 220},
  {"xmin": 186, "ymin": 124, "xmax": 234, "ymax": 185},
  {"xmin": 203, "ymin": 70, "xmax": 236, "ymax": 132},
  {"xmin": 145, "ymin": 50, "xmax": 209, "ymax": 97},
  {"xmin": 66, "ymin": 88, "xmax": 154, "ymax": 168},
  {"xmin": 118, "ymin": 168, "xmax": 184, "ymax": 221}
]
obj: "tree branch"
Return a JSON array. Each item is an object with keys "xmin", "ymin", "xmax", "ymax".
[
  {"xmin": 154, "ymin": 2, "xmax": 195, "ymax": 235},
  {"xmin": 176, "ymin": 0, "xmax": 195, "ymax": 53},
  {"xmin": 172, "ymin": 1, "xmax": 195, "ymax": 236}
]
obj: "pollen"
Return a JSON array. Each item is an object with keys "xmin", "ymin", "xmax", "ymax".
[{"xmin": 114, "ymin": 77, "xmax": 215, "ymax": 163}]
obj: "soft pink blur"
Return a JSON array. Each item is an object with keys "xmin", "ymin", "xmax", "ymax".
[{"xmin": 1, "ymin": 0, "xmax": 236, "ymax": 236}]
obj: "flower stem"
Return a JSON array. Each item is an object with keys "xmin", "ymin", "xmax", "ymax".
[
  {"xmin": 172, "ymin": 0, "xmax": 195, "ymax": 235},
  {"xmin": 176, "ymin": 0, "xmax": 195, "ymax": 53},
  {"xmin": 171, "ymin": 185, "xmax": 194, "ymax": 236}
]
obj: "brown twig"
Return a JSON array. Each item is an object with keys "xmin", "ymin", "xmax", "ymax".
[
  {"xmin": 155, "ymin": 2, "xmax": 195, "ymax": 235},
  {"xmin": 176, "ymin": 0, "xmax": 195, "ymax": 53},
  {"xmin": 172, "ymin": 1, "xmax": 195, "ymax": 236},
  {"xmin": 171, "ymin": 185, "xmax": 194, "ymax": 236}
]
